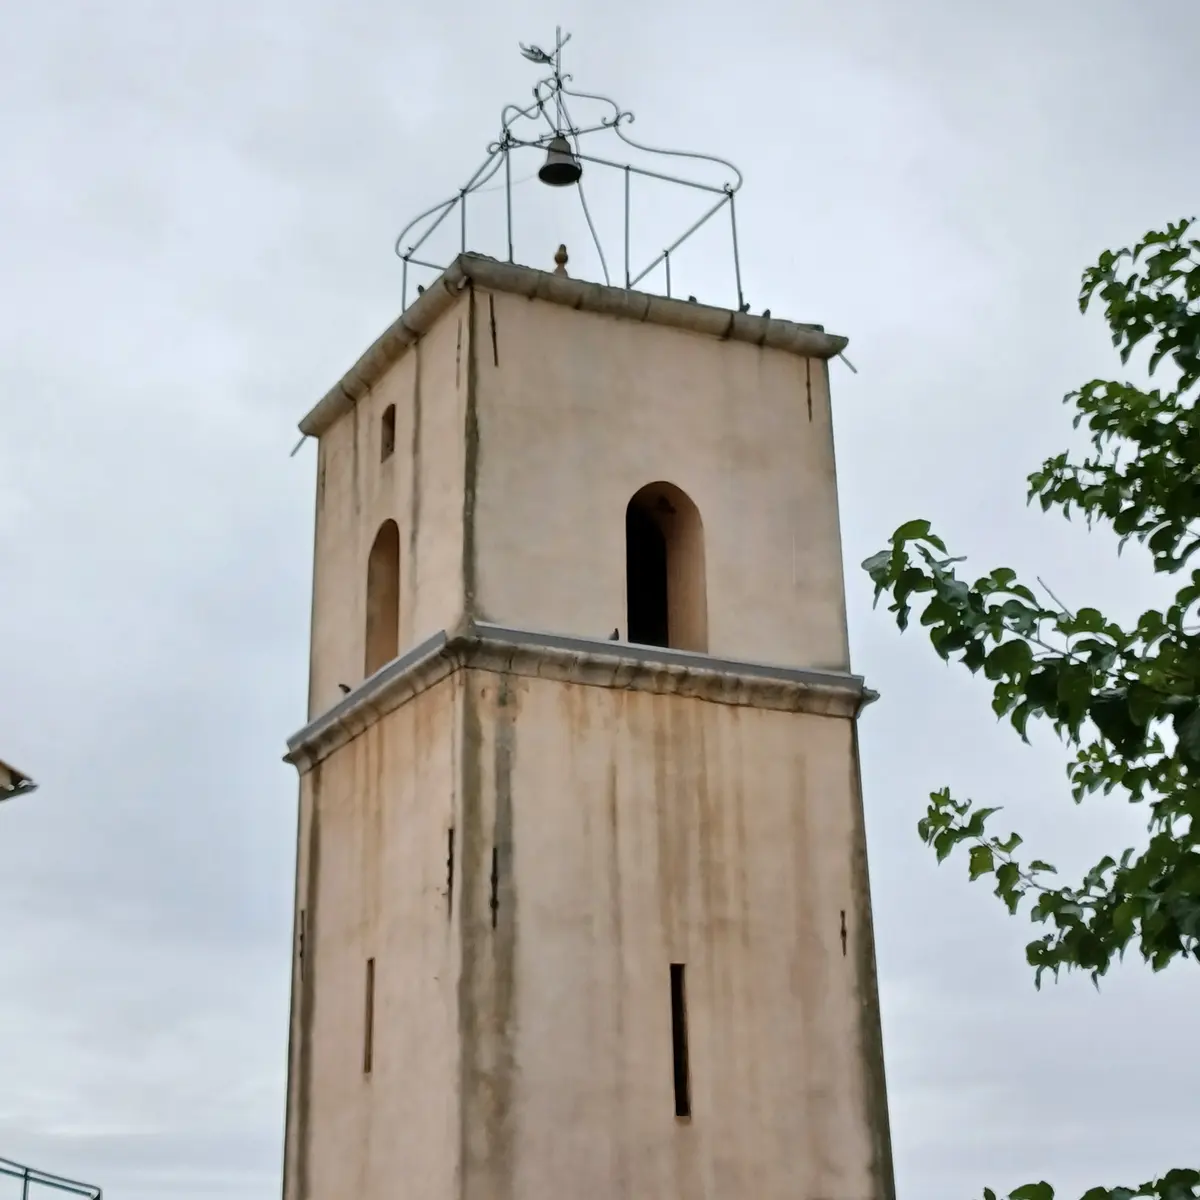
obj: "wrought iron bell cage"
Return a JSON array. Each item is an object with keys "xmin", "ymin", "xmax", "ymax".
[{"xmin": 393, "ymin": 28, "xmax": 747, "ymax": 313}]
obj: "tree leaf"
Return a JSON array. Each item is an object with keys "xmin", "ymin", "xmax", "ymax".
[
  {"xmin": 969, "ymin": 844, "xmax": 995, "ymax": 880},
  {"xmin": 861, "ymin": 550, "xmax": 891, "ymax": 577},
  {"xmin": 1010, "ymin": 1183, "xmax": 1055, "ymax": 1200},
  {"xmin": 1026, "ymin": 665, "xmax": 1061, "ymax": 711},
  {"xmin": 985, "ymin": 639, "xmax": 1035, "ymax": 682},
  {"xmin": 1057, "ymin": 663, "xmax": 1093, "ymax": 726},
  {"xmin": 892, "ymin": 518, "xmax": 932, "ymax": 545},
  {"xmin": 1175, "ymin": 707, "xmax": 1200, "ymax": 763},
  {"xmin": 1070, "ymin": 606, "xmax": 1106, "ymax": 631}
]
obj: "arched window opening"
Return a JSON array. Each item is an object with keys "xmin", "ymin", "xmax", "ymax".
[
  {"xmin": 380, "ymin": 405, "xmax": 396, "ymax": 462},
  {"xmin": 625, "ymin": 482, "xmax": 707, "ymax": 653},
  {"xmin": 364, "ymin": 519, "xmax": 400, "ymax": 676}
]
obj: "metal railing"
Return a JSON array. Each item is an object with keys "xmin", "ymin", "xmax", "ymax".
[
  {"xmin": 0, "ymin": 1157, "xmax": 101, "ymax": 1199},
  {"xmin": 394, "ymin": 27, "xmax": 747, "ymax": 314}
]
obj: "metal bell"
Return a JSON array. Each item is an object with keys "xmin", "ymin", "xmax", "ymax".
[{"xmin": 538, "ymin": 135, "xmax": 583, "ymax": 187}]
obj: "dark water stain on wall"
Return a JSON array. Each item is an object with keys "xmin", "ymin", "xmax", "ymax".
[
  {"xmin": 351, "ymin": 394, "xmax": 362, "ymax": 519},
  {"xmin": 457, "ymin": 677, "xmax": 484, "ymax": 1200},
  {"xmin": 364, "ymin": 723, "xmax": 384, "ymax": 930},
  {"xmin": 408, "ymin": 341, "xmax": 423, "ymax": 630},
  {"xmin": 789, "ymin": 728, "xmax": 833, "ymax": 1188},
  {"xmin": 462, "ymin": 292, "xmax": 480, "ymax": 619},
  {"xmin": 294, "ymin": 763, "xmax": 323, "ymax": 1200},
  {"xmin": 457, "ymin": 672, "xmax": 518, "ymax": 1200},
  {"xmin": 725, "ymin": 707, "xmax": 752, "ymax": 953},
  {"xmin": 849, "ymin": 722, "xmax": 897, "ymax": 1200},
  {"xmin": 650, "ymin": 694, "xmax": 678, "ymax": 950},
  {"xmin": 488, "ymin": 673, "xmax": 518, "ymax": 1200},
  {"xmin": 603, "ymin": 753, "xmax": 629, "ymax": 1170}
]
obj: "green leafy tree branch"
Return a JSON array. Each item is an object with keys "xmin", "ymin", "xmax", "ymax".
[
  {"xmin": 863, "ymin": 219, "xmax": 1200, "ymax": 1200},
  {"xmin": 988, "ymin": 1173, "xmax": 1200, "ymax": 1200}
]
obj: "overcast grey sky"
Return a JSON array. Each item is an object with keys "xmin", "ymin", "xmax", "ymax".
[{"xmin": 1, "ymin": 1, "xmax": 1197, "ymax": 1197}]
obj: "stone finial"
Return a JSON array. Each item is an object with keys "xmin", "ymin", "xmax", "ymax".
[{"xmin": 553, "ymin": 244, "xmax": 569, "ymax": 276}]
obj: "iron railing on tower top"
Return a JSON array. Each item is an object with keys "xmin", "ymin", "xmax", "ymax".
[
  {"xmin": 0, "ymin": 1156, "xmax": 102, "ymax": 1199},
  {"xmin": 393, "ymin": 27, "xmax": 747, "ymax": 314}
]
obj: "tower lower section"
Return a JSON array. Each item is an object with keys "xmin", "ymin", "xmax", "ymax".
[{"xmin": 282, "ymin": 624, "xmax": 894, "ymax": 1200}]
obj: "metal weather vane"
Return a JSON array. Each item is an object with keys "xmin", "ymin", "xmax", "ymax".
[{"xmin": 394, "ymin": 28, "xmax": 747, "ymax": 311}]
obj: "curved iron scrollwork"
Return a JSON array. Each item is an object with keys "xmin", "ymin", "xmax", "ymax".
[{"xmin": 394, "ymin": 28, "xmax": 746, "ymax": 312}]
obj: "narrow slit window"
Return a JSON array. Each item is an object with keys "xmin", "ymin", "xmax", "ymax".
[
  {"xmin": 363, "ymin": 957, "xmax": 376, "ymax": 1075},
  {"xmin": 669, "ymin": 963, "xmax": 691, "ymax": 1118},
  {"xmin": 489, "ymin": 847, "xmax": 499, "ymax": 928},
  {"xmin": 380, "ymin": 404, "xmax": 396, "ymax": 461}
]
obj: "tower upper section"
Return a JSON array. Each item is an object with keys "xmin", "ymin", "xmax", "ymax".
[{"xmin": 300, "ymin": 256, "xmax": 852, "ymax": 719}]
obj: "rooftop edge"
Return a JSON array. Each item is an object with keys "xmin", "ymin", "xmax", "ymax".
[{"xmin": 298, "ymin": 254, "xmax": 850, "ymax": 439}]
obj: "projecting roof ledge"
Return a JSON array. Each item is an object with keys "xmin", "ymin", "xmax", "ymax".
[
  {"xmin": 284, "ymin": 621, "xmax": 876, "ymax": 775},
  {"xmin": 298, "ymin": 253, "xmax": 849, "ymax": 439},
  {"xmin": 0, "ymin": 757, "xmax": 37, "ymax": 802}
]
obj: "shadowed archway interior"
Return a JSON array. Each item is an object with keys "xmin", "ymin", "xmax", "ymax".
[
  {"xmin": 364, "ymin": 519, "xmax": 401, "ymax": 676},
  {"xmin": 625, "ymin": 482, "xmax": 708, "ymax": 652}
]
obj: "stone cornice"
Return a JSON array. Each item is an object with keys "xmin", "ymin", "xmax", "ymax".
[
  {"xmin": 284, "ymin": 622, "xmax": 877, "ymax": 775},
  {"xmin": 298, "ymin": 254, "xmax": 850, "ymax": 439},
  {"xmin": 0, "ymin": 756, "xmax": 37, "ymax": 802}
]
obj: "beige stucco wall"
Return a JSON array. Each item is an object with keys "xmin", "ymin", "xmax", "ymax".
[
  {"xmin": 460, "ymin": 669, "xmax": 886, "ymax": 1200},
  {"xmin": 307, "ymin": 295, "xmax": 469, "ymax": 717},
  {"xmin": 284, "ymin": 674, "xmax": 463, "ymax": 1200},
  {"xmin": 471, "ymin": 290, "xmax": 851, "ymax": 671},
  {"xmin": 283, "ymin": 664, "xmax": 890, "ymax": 1200}
]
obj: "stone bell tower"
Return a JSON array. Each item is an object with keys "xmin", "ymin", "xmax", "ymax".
[{"xmin": 279, "ymin": 32, "xmax": 895, "ymax": 1200}]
